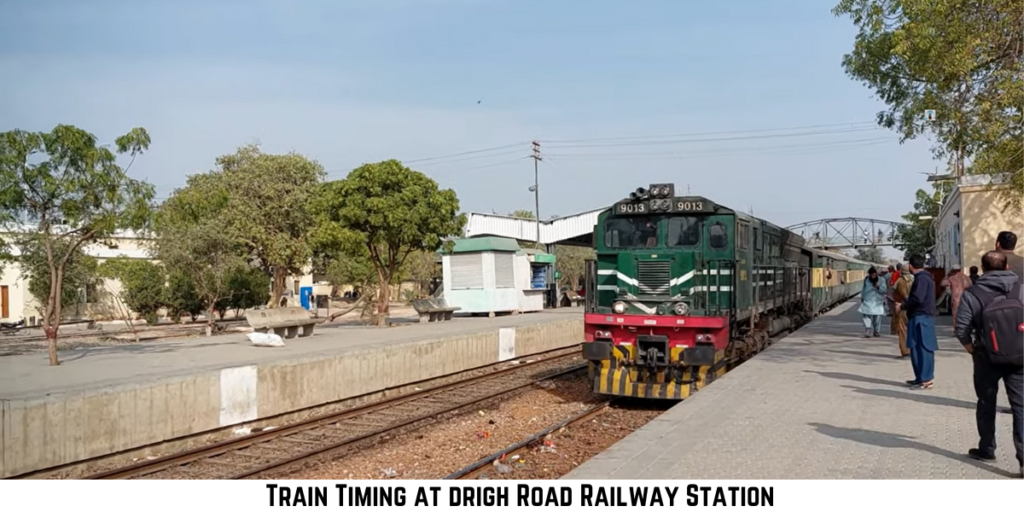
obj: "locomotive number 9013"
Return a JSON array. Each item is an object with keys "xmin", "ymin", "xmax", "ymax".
[{"xmin": 616, "ymin": 202, "xmax": 648, "ymax": 214}]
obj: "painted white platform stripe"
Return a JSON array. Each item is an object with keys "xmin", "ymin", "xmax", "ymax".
[
  {"xmin": 498, "ymin": 328, "xmax": 516, "ymax": 362},
  {"xmin": 219, "ymin": 365, "xmax": 258, "ymax": 427}
]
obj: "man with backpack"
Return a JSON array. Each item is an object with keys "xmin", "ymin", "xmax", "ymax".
[{"xmin": 954, "ymin": 251, "xmax": 1023, "ymax": 477}]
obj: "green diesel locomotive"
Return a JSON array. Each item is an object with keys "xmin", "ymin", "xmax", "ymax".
[{"xmin": 582, "ymin": 183, "xmax": 872, "ymax": 399}]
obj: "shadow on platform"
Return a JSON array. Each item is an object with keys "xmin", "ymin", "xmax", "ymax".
[{"xmin": 808, "ymin": 422, "xmax": 1018, "ymax": 478}]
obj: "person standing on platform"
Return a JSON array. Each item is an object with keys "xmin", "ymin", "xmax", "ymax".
[
  {"xmin": 897, "ymin": 254, "xmax": 937, "ymax": 390},
  {"xmin": 953, "ymin": 251, "xmax": 1023, "ymax": 476},
  {"xmin": 970, "ymin": 266, "xmax": 980, "ymax": 285},
  {"xmin": 892, "ymin": 265, "xmax": 914, "ymax": 358},
  {"xmin": 996, "ymin": 231, "xmax": 1023, "ymax": 284},
  {"xmin": 859, "ymin": 267, "xmax": 887, "ymax": 337},
  {"xmin": 942, "ymin": 265, "xmax": 973, "ymax": 330},
  {"xmin": 887, "ymin": 263, "xmax": 902, "ymax": 320}
]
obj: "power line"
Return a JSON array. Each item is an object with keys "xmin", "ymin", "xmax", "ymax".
[
  {"xmin": 537, "ymin": 121, "xmax": 878, "ymax": 144},
  {"xmin": 401, "ymin": 142, "xmax": 530, "ymax": 164},
  {"xmin": 544, "ymin": 136, "xmax": 895, "ymax": 159},
  {"xmin": 544, "ymin": 138, "xmax": 896, "ymax": 161},
  {"xmin": 543, "ymin": 126, "xmax": 884, "ymax": 149}
]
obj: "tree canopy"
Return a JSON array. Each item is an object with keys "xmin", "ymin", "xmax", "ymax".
[
  {"xmin": 313, "ymin": 160, "xmax": 465, "ymax": 325},
  {"xmin": 0, "ymin": 124, "xmax": 155, "ymax": 365},
  {"xmin": 154, "ymin": 172, "xmax": 247, "ymax": 333},
  {"xmin": 893, "ymin": 185, "xmax": 949, "ymax": 260},
  {"xmin": 214, "ymin": 144, "xmax": 325, "ymax": 304},
  {"xmin": 834, "ymin": 0, "xmax": 1023, "ymax": 209},
  {"xmin": 97, "ymin": 256, "xmax": 166, "ymax": 326}
]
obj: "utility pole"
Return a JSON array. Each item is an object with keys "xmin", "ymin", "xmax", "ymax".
[{"xmin": 530, "ymin": 141, "xmax": 542, "ymax": 243}]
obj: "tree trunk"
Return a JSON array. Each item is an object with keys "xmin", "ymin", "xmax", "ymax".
[
  {"xmin": 206, "ymin": 305, "xmax": 216, "ymax": 337},
  {"xmin": 269, "ymin": 268, "xmax": 289, "ymax": 308},
  {"xmin": 375, "ymin": 265, "xmax": 390, "ymax": 327},
  {"xmin": 44, "ymin": 326, "xmax": 60, "ymax": 366}
]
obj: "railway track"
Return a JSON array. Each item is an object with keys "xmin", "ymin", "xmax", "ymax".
[
  {"xmin": 444, "ymin": 399, "xmax": 614, "ymax": 480},
  {"xmin": 82, "ymin": 349, "xmax": 586, "ymax": 480}
]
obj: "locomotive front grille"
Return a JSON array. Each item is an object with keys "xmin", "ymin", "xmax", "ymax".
[{"xmin": 636, "ymin": 260, "xmax": 671, "ymax": 295}]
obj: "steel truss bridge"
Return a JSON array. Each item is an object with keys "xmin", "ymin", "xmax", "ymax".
[{"xmin": 785, "ymin": 218, "xmax": 908, "ymax": 250}]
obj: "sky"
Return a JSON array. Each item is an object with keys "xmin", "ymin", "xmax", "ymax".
[{"xmin": 0, "ymin": 0, "xmax": 939, "ymax": 257}]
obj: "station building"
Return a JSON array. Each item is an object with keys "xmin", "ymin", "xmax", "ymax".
[{"xmin": 932, "ymin": 172, "xmax": 1023, "ymax": 272}]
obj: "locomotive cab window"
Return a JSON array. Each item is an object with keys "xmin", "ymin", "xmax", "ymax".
[
  {"xmin": 667, "ymin": 216, "xmax": 701, "ymax": 247},
  {"xmin": 604, "ymin": 216, "xmax": 658, "ymax": 248},
  {"xmin": 709, "ymin": 221, "xmax": 728, "ymax": 250}
]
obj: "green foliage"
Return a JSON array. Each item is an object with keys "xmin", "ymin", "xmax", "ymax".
[
  {"xmin": 98, "ymin": 256, "xmax": 167, "ymax": 324},
  {"xmin": 833, "ymin": 0, "xmax": 1023, "ymax": 209},
  {"xmin": 893, "ymin": 186, "xmax": 946, "ymax": 260},
  {"xmin": 165, "ymin": 271, "xmax": 204, "ymax": 322},
  {"xmin": 312, "ymin": 160, "xmax": 465, "ymax": 323},
  {"xmin": 214, "ymin": 144, "xmax": 325, "ymax": 302},
  {"xmin": 19, "ymin": 238, "xmax": 99, "ymax": 315},
  {"xmin": 225, "ymin": 266, "xmax": 271, "ymax": 317},
  {"xmin": 0, "ymin": 124, "xmax": 154, "ymax": 363},
  {"xmin": 854, "ymin": 247, "xmax": 888, "ymax": 264},
  {"xmin": 553, "ymin": 245, "xmax": 595, "ymax": 289},
  {"xmin": 155, "ymin": 172, "xmax": 247, "ymax": 326}
]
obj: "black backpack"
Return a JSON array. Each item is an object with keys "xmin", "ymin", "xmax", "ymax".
[{"xmin": 972, "ymin": 282, "xmax": 1024, "ymax": 366}]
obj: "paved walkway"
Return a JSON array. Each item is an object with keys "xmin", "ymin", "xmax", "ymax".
[
  {"xmin": 565, "ymin": 301, "xmax": 1021, "ymax": 479},
  {"xmin": 0, "ymin": 308, "xmax": 579, "ymax": 400}
]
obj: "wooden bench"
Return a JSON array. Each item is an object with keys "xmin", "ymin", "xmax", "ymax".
[
  {"xmin": 246, "ymin": 306, "xmax": 326, "ymax": 339},
  {"xmin": 412, "ymin": 298, "xmax": 461, "ymax": 323}
]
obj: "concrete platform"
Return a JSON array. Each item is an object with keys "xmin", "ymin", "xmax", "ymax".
[
  {"xmin": 0, "ymin": 308, "xmax": 583, "ymax": 478},
  {"xmin": 565, "ymin": 302, "xmax": 1022, "ymax": 479}
]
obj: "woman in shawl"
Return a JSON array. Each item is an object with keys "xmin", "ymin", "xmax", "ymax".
[{"xmin": 858, "ymin": 266, "xmax": 888, "ymax": 338}]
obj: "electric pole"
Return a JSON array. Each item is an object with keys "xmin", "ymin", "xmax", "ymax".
[{"xmin": 530, "ymin": 141, "xmax": 542, "ymax": 243}]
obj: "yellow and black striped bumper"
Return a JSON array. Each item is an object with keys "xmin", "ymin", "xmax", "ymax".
[{"xmin": 586, "ymin": 344, "xmax": 727, "ymax": 399}]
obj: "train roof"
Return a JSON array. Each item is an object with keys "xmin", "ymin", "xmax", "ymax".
[{"xmin": 808, "ymin": 246, "xmax": 876, "ymax": 267}]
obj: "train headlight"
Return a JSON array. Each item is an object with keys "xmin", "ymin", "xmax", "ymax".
[
  {"xmin": 612, "ymin": 301, "xmax": 627, "ymax": 314},
  {"xmin": 673, "ymin": 302, "xmax": 689, "ymax": 316}
]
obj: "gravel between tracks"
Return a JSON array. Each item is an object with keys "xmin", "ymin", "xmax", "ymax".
[{"xmin": 286, "ymin": 378, "xmax": 667, "ymax": 480}]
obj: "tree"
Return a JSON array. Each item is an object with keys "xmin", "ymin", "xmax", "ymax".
[
  {"xmin": 312, "ymin": 160, "xmax": 465, "ymax": 325},
  {"xmin": 214, "ymin": 144, "xmax": 325, "ymax": 306},
  {"xmin": 404, "ymin": 250, "xmax": 440, "ymax": 298},
  {"xmin": 165, "ymin": 271, "xmax": 204, "ymax": 323},
  {"xmin": 0, "ymin": 125, "xmax": 155, "ymax": 365},
  {"xmin": 155, "ymin": 173, "xmax": 246, "ymax": 335},
  {"xmin": 553, "ymin": 245, "xmax": 595, "ymax": 289},
  {"xmin": 833, "ymin": 0, "xmax": 1023, "ymax": 209},
  {"xmin": 98, "ymin": 257, "xmax": 166, "ymax": 326},
  {"xmin": 224, "ymin": 266, "xmax": 271, "ymax": 319},
  {"xmin": 20, "ymin": 238, "xmax": 99, "ymax": 320},
  {"xmin": 893, "ymin": 186, "xmax": 946, "ymax": 260},
  {"xmin": 853, "ymin": 247, "xmax": 888, "ymax": 265}
]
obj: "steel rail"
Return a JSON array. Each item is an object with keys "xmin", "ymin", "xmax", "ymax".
[{"xmin": 81, "ymin": 346, "xmax": 583, "ymax": 480}]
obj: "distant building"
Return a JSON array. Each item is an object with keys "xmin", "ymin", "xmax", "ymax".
[
  {"xmin": 0, "ymin": 228, "xmax": 155, "ymax": 324},
  {"xmin": 933, "ymin": 173, "xmax": 1022, "ymax": 272}
]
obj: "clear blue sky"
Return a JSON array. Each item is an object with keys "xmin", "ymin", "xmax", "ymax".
[{"xmin": 0, "ymin": 0, "xmax": 937, "ymax": 253}]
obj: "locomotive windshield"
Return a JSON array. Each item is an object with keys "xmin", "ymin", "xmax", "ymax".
[
  {"xmin": 604, "ymin": 216, "xmax": 658, "ymax": 248},
  {"xmin": 667, "ymin": 216, "xmax": 701, "ymax": 247}
]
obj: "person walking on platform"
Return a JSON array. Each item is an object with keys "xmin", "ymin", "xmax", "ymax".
[
  {"xmin": 892, "ymin": 265, "xmax": 914, "ymax": 358},
  {"xmin": 970, "ymin": 266, "xmax": 980, "ymax": 285},
  {"xmin": 996, "ymin": 231, "xmax": 1023, "ymax": 284},
  {"xmin": 942, "ymin": 265, "xmax": 973, "ymax": 330},
  {"xmin": 859, "ymin": 267, "xmax": 887, "ymax": 337},
  {"xmin": 953, "ymin": 251, "xmax": 1023, "ymax": 476},
  {"xmin": 884, "ymin": 265, "xmax": 896, "ymax": 316},
  {"xmin": 897, "ymin": 254, "xmax": 937, "ymax": 390}
]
